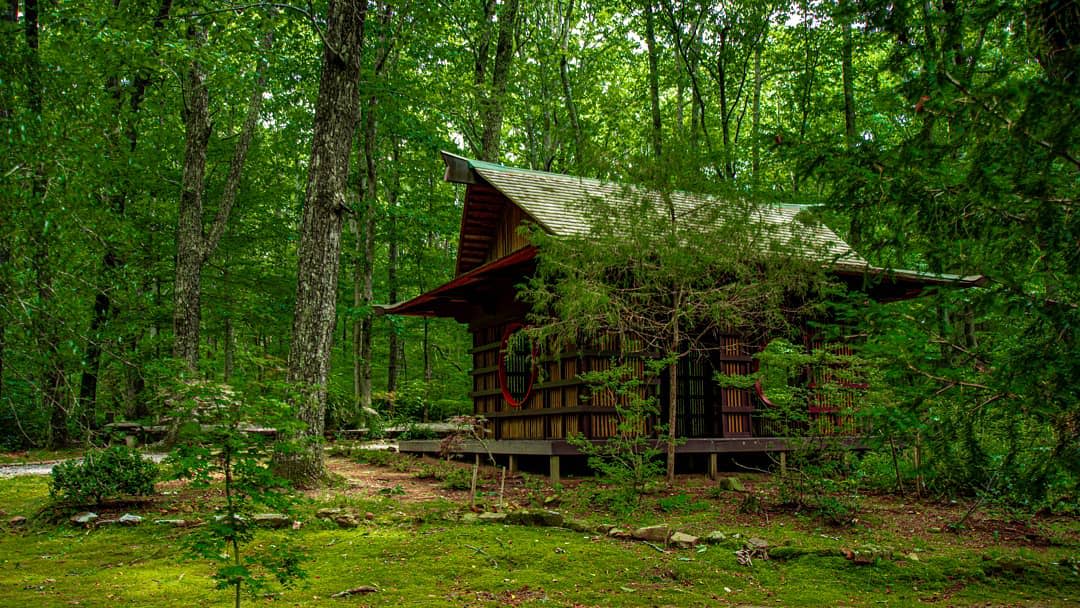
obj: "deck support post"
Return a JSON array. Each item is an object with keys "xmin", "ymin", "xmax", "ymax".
[
  {"xmin": 708, "ymin": 453, "xmax": 718, "ymax": 480},
  {"xmin": 549, "ymin": 455, "xmax": 560, "ymax": 484},
  {"xmin": 779, "ymin": 451, "xmax": 787, "ymax": 477},
  {"xmin": 508, "ymin": 454, "xmax": 518, "ymax": 474}
]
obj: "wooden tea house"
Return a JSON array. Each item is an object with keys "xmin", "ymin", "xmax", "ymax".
[{"xmin": 383, "ymin": 152, "xmax": 984, "ymax": 480}]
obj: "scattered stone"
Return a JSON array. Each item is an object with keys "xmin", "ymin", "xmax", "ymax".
[
  {"xmin": 477, "ymin": 512, "xmax": 507, "ymax": 523},
  {"xmin": 608, "ymin": 528, "xmax": 630, "ymax": 539},
  {"xmin": 461, "ymin": 513, "xmax": 478, "ymax": 523},
  {"xmin": 364, "ymin": 512, "xmax": 375, "ymax": 520},
  {"xmin": 716, "ymin": 477, "xmax": 747, "ymax": 492},
  {"xmin": 746, "ymin": 537, "xmax": 769, "ymax": 552},
  {"xmin": 702, "ymin": 531, "xmax": 728, "ymax": 544},
  {"xmin": 507, "ymin": 510, "xmax": 563, "ymax": 527},
  {"xmin": 669, "ymin": 532, "xmax": 699, "ymax": 548},
  {"xmin": 842, "ymin": 544, "xmax": 892, "ymax": 564},
  {"xmin": 253, "ymin": 513, "xmax": 291, "ymax": 529},
  {"xmin": 632, "ymin": 525, "xmax": 671, "ymax": 544},
  {"xmin": 71, "ymin": 512, "xmax": 99, "ymax": 527},
  {"xmin": 564, "ymin": 519, "xmax": 592, "ymax": 533},
  {"xmin": 118, "ymin": 514, "xmax": 143, "ymax": 526},
  {"xmin": 928, "ymin": 526, "xmax": 942, "ymax": 533},
  {"xmin": 594, "ymin": 524, "xmax": 616, "ymax": 535},
  {"xmin": 316, "ymin": 508, "xmax": 343, "ymax": 519},
  {"xmin": 8, "ymin": 515, "xmax": 27, "ymax": 527},
  {"xmin": 543, "ymin": 495, "xmax": 561, "ymax": 507},
  {"xmin": 905, "ymin": 552, "xmax": 920, "ymax": 562},
  {"xmin": 333, "ymin": 514, "xmax": 360, "ymax": 528},
  {"xmin": 330, "ymin": 585, "xmax": 378, "ymax": 598},
  {"xmin": 154, "ymin": 519, "xmax": 196, "ymax": 528}
]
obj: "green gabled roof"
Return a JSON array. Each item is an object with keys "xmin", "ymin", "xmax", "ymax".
[{"xmin": 449, "ymin": 152, "xmax": 867, "ymax": 267}]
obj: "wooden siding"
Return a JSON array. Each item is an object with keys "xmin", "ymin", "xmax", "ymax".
[{"xmin": 485, "ymin": 204, "xmax": 532, "ymax": 265}]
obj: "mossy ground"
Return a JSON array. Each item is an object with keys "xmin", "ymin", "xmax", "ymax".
[{"xmin": 1, "ymin": 449, "xmax": 1077, "ymax": 607}]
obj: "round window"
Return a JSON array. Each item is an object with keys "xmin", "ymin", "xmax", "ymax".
[{"xmin": 498, "ymin": 323, "xmax": 537, "ymax": 407}]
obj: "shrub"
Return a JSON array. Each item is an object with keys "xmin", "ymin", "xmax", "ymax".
[{"xmin": 50, "ymin": 446, "xmax": 158, "ymax": 505}]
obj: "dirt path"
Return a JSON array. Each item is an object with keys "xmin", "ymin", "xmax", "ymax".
[{"xmin": 0, "ymin": 453, "xmax": 168, "ymax": 479}]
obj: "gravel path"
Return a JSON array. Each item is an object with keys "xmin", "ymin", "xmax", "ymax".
[{"xmin": 0, "ymin": 453, "xmax": 168, "ymax": 478}]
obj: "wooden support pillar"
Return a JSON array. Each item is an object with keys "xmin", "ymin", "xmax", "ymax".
[
  {"xmin": 549, "ymin": 455, "xmax": 560, "ymax": 485},
  {"xmin": 508, "ymin": 454, "xmax": 518, "ymax": 475},
  {"xmin": 708, "ymin": 453, "xmax": 718, "ymax": 480},
  {"xmin": 779, "ymin": 451, "xmax": 787, "ymax": 477}
]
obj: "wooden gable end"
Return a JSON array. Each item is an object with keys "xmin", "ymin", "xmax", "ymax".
[{"xmin": 456, "ymin": 182, "xmax": 535, "ymax": 276}]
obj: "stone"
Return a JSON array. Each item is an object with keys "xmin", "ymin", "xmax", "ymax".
[
  {"xmin": 564, "ymin": 519, "xmax": 593, "ymax": 533},
  {"xmin": 669, "ymin": 532, "xmax": 699, "ymax": 548},
  {"xmin": 507, "ymin": 509, "xmax": 563, "ymax": 527},
  {"xmin": 608, "ymin": 528, "xmax": 630, "ymax": 539},
  {"xmin": 253, "ymin": 513, "xmax": 291, "ymax": 529},
  {"xmin": 333, "ymin": 514, "xmax": 360, "ymax": 528},
  {"xmin": 702, "ymin": 531, "xmax": 728, "ymax": 544},
  {"xmin": 461, "ymin": 513, "xmax": 478, "ymax": 523},
  {"xmin": 8, "ymin": 515, "xmax": 27, "ymax": 527},
  {"xmin": 364, "ymin": 512, "xmax": 375, "ymax": 520},
  {"xmin": 716, "ymin": 477, "xmax": 747, "ymax": 492},
  {"xmin": 316, "ymin": 508, "xmax": 343, "ymax": 519},
  {"xmin": 543, "ymin": 495, "xmax": 561, "ymax": 507},
  {"xmin": 477, "ymin": 512, "xmax": 507, "ymax": 522},
  {"xmin": 154, "ymin": 519, "xmax": 194, "ymax": 527},
  {"xmin": 118, "ymin": 514, "xmax": 143, "ymax": 526},
  {"xmin": 746, "ymin": 537, "xmax": 769, "ymax": 551},
  {"xmin": 632, "ymin": 525, "xmax": 671, "ymax": 543},
  {"xmin": 71, "ymin": 512, "xmax": 98, "ymax": 527}
]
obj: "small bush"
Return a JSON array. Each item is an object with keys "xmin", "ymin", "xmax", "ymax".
[
  {"xmin": 440, "ymin": 467, "xmax": 473, "ymax": 490},
  {"xmin": 50, "ymin": 446, "xmax": 158, "ymax": 505}
]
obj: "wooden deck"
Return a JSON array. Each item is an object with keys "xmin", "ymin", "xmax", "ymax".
[{"xmin": 398, "ymin": 436, "xmax": 867, "ymax": 482}]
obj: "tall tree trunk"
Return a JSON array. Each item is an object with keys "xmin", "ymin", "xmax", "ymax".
[
  {"xmin": 558, "ymin": 0, "xmax": 583, "ymax": 167},
  {"xmin": 173, "ymin": 25, "xmax": 211, "ymax": 371},
  {"xmin": 386, "ymin": 141, "xmax": 402, "ymax": 401},
  {"xmin": 644, "ymin": 0, "xmax": 662, "ymax": 159},
  {"xmin": 174, "ymin": 28, "xmax": 270, "ymax": 372},
  {"xmin": 283, "ymin": 0, "xmax": 366, "ymax": 487},
  {"xmin": 480, "ymin": 0, "xmax": 519, "ymax": 161},
  {"xmin": 751, "ymin": 42, "xmax": 762, "ymax": 183},
  {"xmin": 839, "ymin": 0, "xmax": 857, "ymax": 149}
]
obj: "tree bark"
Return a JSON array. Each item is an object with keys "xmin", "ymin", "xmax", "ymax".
[
  {"xmin": 174, "ymin": 27, "xmax": 270, "ymax": 372},
  {"xmin": 839, "ymin": 0, "xmax": 857, "ymax": 149},
  {"xmin": 644, "ymin": 0, "xmax": 662, "ymax": 159},
  {"xmin": 386, "ymin": 140, "xmax": 402, "ymax": 400},
  {"xmin": 480, "ymin": 0, "xmax": 519, "ymax": 161},
  {"xmin": 283, "ymin": 0, "xmax": 366, "ymax": 487}
]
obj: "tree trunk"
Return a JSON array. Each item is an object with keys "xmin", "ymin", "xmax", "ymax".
[
  {"xmin": 480, "ymin": 0, "xmax": 519, "ymax": 161},
  {"xmin": 174, "ymin": 27, "xmax": 269, "ymax": 372},
  {"xmin": 666, "ymin": 289, "xmax": 682, "ymax": 484},
  {"xmin": 283, "ymin": 0, "xmax": 366, "ymax": 487},
  {"xmin": 644, "ymin": 0, "xmax": 662, "ymax": 159},
  {"xmin": 839, "ymin": 0, "xmax": 857, "ymax": 149},
  {"xmin": 386, "ymin": 140, "xmax": 402, "ymax": 400},
  {"xmin": 751, "ymin": 42, "xmax": 762, "ymax": 183},
  {"xmin": 173, "ymin": 25, "xmax": 211, "ymax": 371}
]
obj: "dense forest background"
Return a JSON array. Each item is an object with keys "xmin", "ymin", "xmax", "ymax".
[{"xmin": 1, "ymin": 1, "xmax": 1077, "ymax": 506}]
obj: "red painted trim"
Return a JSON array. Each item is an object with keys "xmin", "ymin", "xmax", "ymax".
[
  {"xmin": 381, "ymin": 246, "xmax": 537, "ymax": 316},
  {"xmin": 497, "ymin": 323, "xmax": 538, "ymax": 408}
]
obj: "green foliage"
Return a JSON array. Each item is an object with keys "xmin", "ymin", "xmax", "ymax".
[
  {"xmin": 567, "ymin": 362, "xmax": 667, "ymax": 495},
  {"xmin": 49, "ymin": 445, "xmax": 158, "ymax": 505},
  {"xmin": 439, "ymin": 467, "xmax": 474, "ymax": 491},
  {"xmin": 657, "ymin": 493, "xmax": 710, "ymax": 514},
  {"xmin": 775, "ymin": 452, "xmax": 861, "ymax": 527},
  {"xmin": 166, "ymin": 379, "xmax": 307, "ymax": 606}
]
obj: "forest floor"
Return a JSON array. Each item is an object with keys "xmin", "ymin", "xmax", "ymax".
[{"xmin": 0, "ymin": 446, "xmax": 1078, "ymax": 607}]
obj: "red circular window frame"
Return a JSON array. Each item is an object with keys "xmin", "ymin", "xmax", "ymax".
[{"xmin": 497, "ymin": 323, "xmax": 538, "ymax": 408}]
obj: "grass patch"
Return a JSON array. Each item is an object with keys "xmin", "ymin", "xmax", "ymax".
[{"xmin": 1, "ymin": 466, "xmax": 1079, "ymax": 607}]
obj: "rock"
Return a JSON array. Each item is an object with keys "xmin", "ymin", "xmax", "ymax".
[
  {"xmin": 594, "ymin": 524, "xmax": 616, "ymax": 535},
  {"xmin": 564, "ymin": 519, "xmax": 593, "ymax": 533},
  {"xmin": 842, "ymin": 544, "xmax": 893, "ymax": 564},
  {"xmin": 746, "ymin": 537, "xmax": 769, "ymax": 551},
  {"xmin": 702, "ymin": 531, "xmax": 728, "ymax": 544},
  {"xmin": 118, "ymin": 514, "xmax": 143, "ymax": 526},
  {"xmin": 461, "ymin": 513, "xmax": 478, "ymax": 523},
  {"xmin": 7, "ymin": 516, "xmax": 27, "ymax": 527},
  {"xmin": 543, "ymin": 495, "xmax": 561, "ymax": 507},
  {"xmin": 905, "ymin": 552, "xmax": 920, "ymax": 562},
  {"xmin": 716, "ymin": 477, "xmax": 747, "ymax": 492},
  {"xmin": 71, "ymin": 512, "xmax": 98, "ymax": 527},
  {"xmin": 507, "ymin": 510, "xmax": 563, "ymax": 527},
  {"xmin": 669, "ymin": 532, "xmax": 699, "ymax": 548},
  {"xmin": 608, "ymin": 528, "xmax": 631, "ymax": 539},
  {"xmin": 154, "ymin": 519, "xmax": 195, "ymax": 528},
  {"xmin": 364, "ymin": 512, "xmax": 375, "ymax": 520},
  {"xmin": 632, "ymin": 525, "xmax": 671, "ymax": 543},
  {"xmin": 477, "ymin": 512, "xmax": 507, "ymax": 523},
  {"xmin": 253, "ymin": 513, "xmax": 291, "ymax": 529},
  {"xmin": 316, "ymin": 508, "xmax": 343, "ymax": 519},
  {"xmin": 333, "ymin": 514, "xmax": 360, "ymax": 528}
]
